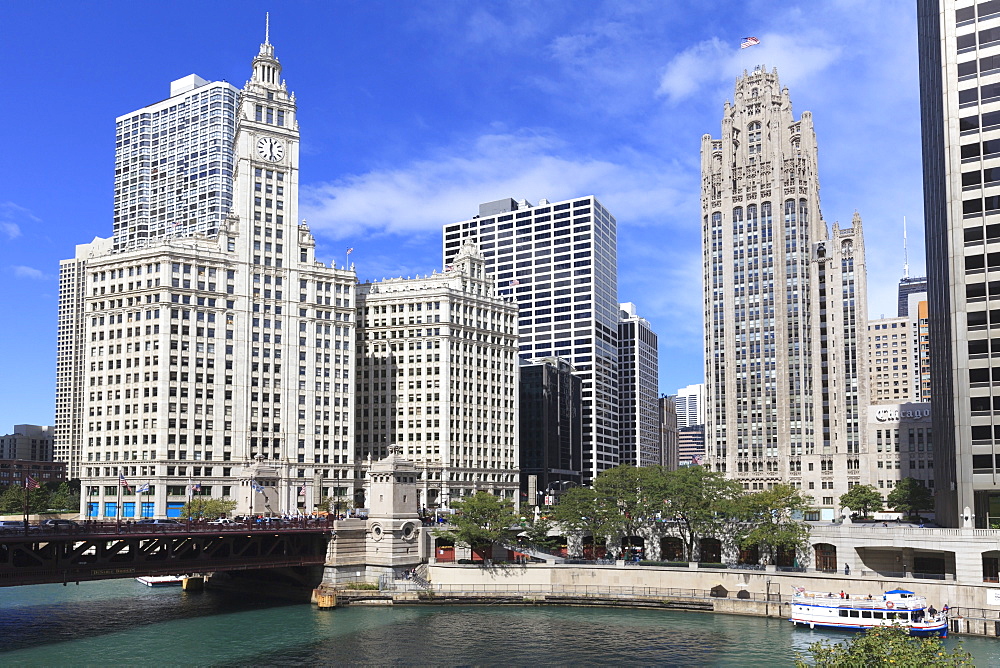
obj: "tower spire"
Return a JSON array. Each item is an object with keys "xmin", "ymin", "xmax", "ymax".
[
  {"xmin": 265, "ymin": 12, "xmax": 270, "ymax": 45},
  {"xmin": 903, "ymin": 216, "xmax": 910, "ymax": 279}
]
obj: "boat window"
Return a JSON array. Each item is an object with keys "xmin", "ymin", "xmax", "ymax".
[
  {"xmin": 898, "ymin": 612, "xmax": 908, "ymax": 621},
  {"xmin": 849, "ymin": 611, "xmax": 860, "ymax": 618},
  {"xmin": 886, "ymin": 612, "xmax": 896, "ymax": 620},
  {"xmin": 874, "ymin": 612, "xmax": 884, "ymax": 619},
  {"xmin": 839, "ymin": 610, "xmax": 849, "ymax": 617},
  {"xmin": 861, "ymin": 611, "xmax": 872, "ymax": 618}
]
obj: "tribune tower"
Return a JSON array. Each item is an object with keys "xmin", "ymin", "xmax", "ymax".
[{"xmin": 701, "ymin": 67, "xmax": 869, "ymax": 518}]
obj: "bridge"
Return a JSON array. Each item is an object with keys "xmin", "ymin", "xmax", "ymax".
[{"xmin": 0, "ymin": 521, "xmax": 333, "ymax": 587}]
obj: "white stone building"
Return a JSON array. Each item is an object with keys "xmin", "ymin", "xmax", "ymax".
[
  {"xmin": 354, "ymin": 242, "xmax": 520, "ymax": 509},
  {"xmin": 701, "ymin": 67, "xmax": 870, "ymax": 518},
  {"xmin": 61, "ymin": 34, "xmax": 357, "ymax": 519}
]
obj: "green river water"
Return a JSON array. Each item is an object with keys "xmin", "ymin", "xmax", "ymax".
[{"xmin": 1, "ymin": 579, "xmax": 999, "ymax": 666}]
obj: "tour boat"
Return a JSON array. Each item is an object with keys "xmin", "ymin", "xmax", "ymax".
[
  {"xmin": 136, "ymin": 575, "xmax": 184, "ymax": 587},
  {"xmin": 790, "ymin": 588, "xmax": 948, "ymax": 637}
]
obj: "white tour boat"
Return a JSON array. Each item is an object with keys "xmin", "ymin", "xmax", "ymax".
[
  {"xmin": 136, "ymin": 575, "xmax": 184, "ymax": 587},
  {"xmin": 790, "ymin": 588, "xmax": 948, "ymax": 637}
]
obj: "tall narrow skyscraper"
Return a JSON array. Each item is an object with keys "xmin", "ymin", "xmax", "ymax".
[
  {"xmin": 617, "ymin": 303, "xmax": 659, "ymax": 467},
  {"xmin": 444, "ymin": 196, "xmax": 619, "ymax": 482},
  {"xmin": 918, "ymin": 0, "xmax": 1000, "ymax": 526},
  {"xmin": 702, "ymin": 67, "xmax": 869, "ymax": 517}
]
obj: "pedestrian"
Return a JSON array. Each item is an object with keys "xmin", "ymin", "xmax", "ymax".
[{"xmin": 844, "ymin": 563, "xmax": 850, "ymax": 575}]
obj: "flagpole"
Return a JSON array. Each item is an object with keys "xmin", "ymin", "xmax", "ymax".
[
  {"xmin": 116, "ymin": 468, "xmax": 123, "ymax": 533},
  {"xmin": 22, "ymin": 474, "xmax": 29, "ymax": 537}
]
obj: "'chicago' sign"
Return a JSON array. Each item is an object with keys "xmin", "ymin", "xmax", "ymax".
[{"xmin": 874, "ymin": 407, "xmax": 931, "ymax": 422}]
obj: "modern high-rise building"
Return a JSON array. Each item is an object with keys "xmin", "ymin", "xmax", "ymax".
[
  {"xmin": 674, "ymin": 383, "xmax": 705, "ymax": 428},
  {"xmin": 519, "ymin": 356, "xmax": 583, "ymax": 499},
  {"xmin": 443, "ymin": 196, "xmax": 619, "ymax": 482},
  {"xmin": 701, "ymin": 67, "xmax": 869, "ymax": 516},
  {"xmin": 659, "ymin": 395, "xmax": 679, "ymax": 470},
  {"xmin": 112, "ymin": 76, "xmax": 239, "ymax": 251},
  {"xmin": 918, "ymin": 0, "xmax": 1000, "ymax": 526},
  {"xmin": 898, "ymin": 276, "xmax": 929, "ymax": 317},
  {"xmin": 354, "ymin": 243, "xmax": 520, "ymax": 508},
  {"xmin": 677, "ymin": 425, "xmax": 706, "ymax": 467},
  {"xmin": 617, "ymin": 302, "xmax": 659, "ymax": 467},
  {"xmin": 59, "ymin": 33, "xmax": 358, "ymax": 519}
]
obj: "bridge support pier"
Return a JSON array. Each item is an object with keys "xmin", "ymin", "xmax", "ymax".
[{"xmin": 182, "ymin": 576, "xmax": 204, "ymax": 592}]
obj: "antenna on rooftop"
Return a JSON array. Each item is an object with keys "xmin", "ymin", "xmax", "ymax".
[{"xmin": 903, "ymin": 216, "xmax": 909, "ymax": 279}]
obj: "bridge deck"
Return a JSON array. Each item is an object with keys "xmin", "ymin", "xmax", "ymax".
[{"xmin": 0, "ymin": 523, "xmax": 334, "ymax": 587}]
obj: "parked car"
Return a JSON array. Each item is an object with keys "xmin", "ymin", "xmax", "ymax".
[
  {"xmin": 136, "ymin": 519, "xmax": 181, "ymax": 525},
  {"xmin": 207, "ymin": 518, "xmax": 237, "ymax": 526},
  {"xmin": 39, "ymin": 519, "xmax": 81, "ymax": 530},
  {"xmin": 0, "ymin": 520, "xmax": 27, "ymax": 535}
]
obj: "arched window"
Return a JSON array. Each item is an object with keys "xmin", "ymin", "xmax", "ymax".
[{"xmin": 748, "ymin": 122, "xmax": 762, "ymax": 156}]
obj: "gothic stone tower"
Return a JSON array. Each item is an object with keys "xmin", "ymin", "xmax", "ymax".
[{"xmin": 701, "ymin": 67, "xmax": 869, "ymax": 519}]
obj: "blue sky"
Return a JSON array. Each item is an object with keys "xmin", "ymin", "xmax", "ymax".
[{"xmin": 0, "ymin": 1, "xmax": 923, "ymax": 430}]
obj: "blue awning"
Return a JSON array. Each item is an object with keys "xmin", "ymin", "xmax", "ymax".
[{"xmin": 885, "ymin": 589, "xmax": 915, "ymax": 595}]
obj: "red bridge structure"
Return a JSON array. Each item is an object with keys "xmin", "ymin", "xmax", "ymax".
[{"xmin": 0, "ymin": 521, "xmax": 333, "ymax": 587}]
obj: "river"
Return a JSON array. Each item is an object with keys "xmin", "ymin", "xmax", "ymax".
[{"xmin": 2, "ymin": 580, "xmax": 1000, "ymax": 666}]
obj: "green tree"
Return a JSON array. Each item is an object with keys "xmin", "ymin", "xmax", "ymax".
[
  {"xmin": 795, "ymin": 624, "xmax": 973, "ymax": 667},
  {"xmin": 592, "ymin": 465, "xmax": 662, "ymax": 549},
  {"xmin": 550, "ymin": 486, "xmax": 614, "ymax": 557},
  {"xmin": 660, "ymin": 465, "xmax": 743, "ymax": 561},
  {"xmin": 518, "ymin": 514, "xmax": 560, "ymax": 551},
  {"xmin": 434, "ymin": 491, "xmax": 519, "ymax": 553},
  {"xmin": 839, "ymin": 484, "xmax": 884, "ymax": 519},
  {"xmin": 0, "ymin": 484, "xmax": 50, "ymax": 514},
  {"xmin": 886, "ymin": 477, "xmax": 934, "ymax": 520},
  {"xmin": 180, "ymin": 497, "xmax": 237, "ymax": 520},
  {"xmin": 735, "ymin": 484, "xmax": 812, "ymax": 565},
  {"xmin": 46, "ymin": 481, "xmax": 80, "ymax": 512}
]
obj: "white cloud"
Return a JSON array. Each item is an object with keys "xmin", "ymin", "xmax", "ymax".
[
  {"xmin": 1, "ymin": 222, "xmax": 21, "ymax": 240},
  {"xmin": 657, "ymin": 33, "xmax": 841, "ymax": 104},
  {"xmin": 0, "ymin": 201, "xmax": 41, "ymax": 240},
  {"xmin": 12, "ymin": 265, "xmax": 46, "ymax": 280},
  {"xmin": 300, "ymin": 131, "xmax": 691, "ymax": 240}
]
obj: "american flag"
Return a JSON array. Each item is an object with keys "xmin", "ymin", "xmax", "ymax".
[
  {"xmin": 298, "ymin": 485, "xmax": 307, "ymax": 496},
  {"xmin": 25, "ymin": 476, "xmax": 39, "ymax": 490},
  {"xmin": 741, "ymin": 36, "xmax": 760, "ymax": 49},
  {"xmin": 119, "ymin": 473, "xmax": 132, "ymax": 492},
  {"xmin": 510, "ymin": 279, "xmax": 520, "ymax": 286},
  {"xmin": 191, "ymin": 483, "xmax": 201, "ymax": 492},
  {"xmin": 691, "ymin": 454, "xmax": 704, "ymax": 466},
  {"xmin": 346, "ymin": 248, "xmax": 354, "ymax": 255}
]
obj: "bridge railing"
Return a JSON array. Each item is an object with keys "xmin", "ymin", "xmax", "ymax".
[{"xmin": 0, "ymin": 518, "xmax": 335, "ymax": 539}]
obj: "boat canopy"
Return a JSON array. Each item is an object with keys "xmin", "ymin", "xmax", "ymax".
[{"xmin": 885, "ymin": 589, "xmax": 915, "ymax": 595}]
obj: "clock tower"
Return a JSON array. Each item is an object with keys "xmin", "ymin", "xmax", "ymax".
[{"xmin": 232, "ymin": 26, "xmax": 300, "ymax": 259}]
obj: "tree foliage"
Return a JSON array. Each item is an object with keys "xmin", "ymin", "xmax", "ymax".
[
  {"xmin": 795, "ymin": 624, "xmax": 973, "ymax": 667},
  {"xmin": 0, "ymin": 480, "xmax": 78, "ymax": 514},
  {"xmin": 593, "ymin": 465, "xmax": 662, "ymax": 547},
  {"xmin": 549, "ymin": 486, "xmax": 615, "ymax": 555},
  {"xmin": 734, "ymin": 483, "xmax": 812, "ymax": 565},
  {"xmin": 886, "ymin": 477, "xmax": 934, "ymax": 518},
  {"xmin": 435, "ymin": 491, "xmax": 519, "ymax": 550},
  {"xmin": 839, "ymin": 484, "xmax": 883, "ymax": 518},
  {"xmin": 181, "ymin": 497, "xmax": 237, "ymax": 520},
  {"xmin": 659, "ymin": 465, "xmax": 743, "ymax": 562}
]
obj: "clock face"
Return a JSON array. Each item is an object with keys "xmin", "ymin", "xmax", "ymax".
[{"xmin": 256, "ymin": 136, "xmax": 284, "ymax": 162}]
